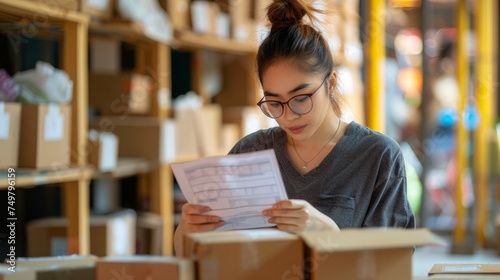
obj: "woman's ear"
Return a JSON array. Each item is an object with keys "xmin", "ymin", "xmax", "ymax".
[{"xmin": 328, "ymin": 71, "xmax": 337, "ymax": 90}]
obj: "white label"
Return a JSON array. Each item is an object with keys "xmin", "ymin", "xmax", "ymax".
[
  {"xmin": 111, "ymin": 218, "xmax": 129, "ymax": 256},
  {"xmin": 44, "ymin": 104, "xmax": 64, "ymax": 141},
  {"xmin": 158, "ymin": 88, "xmax": 170, "ymax": 111},
  {"xmin": 87, "ymin": 0, "xmax": 108, "ymax": 9},
  {"xmin": 162, "ymin": 120, "xmax": 176, "ymax": 163},
  {"xmin": 100, "ymin": 133, "xmax": 118, "ymax": 172},
  {"xmin": 0, "ymin": 103, "xmax": 10, "ymax": 139},
  {"xmin": 442, "ymin": 265, "xmax": 482, "ymax": 272},
  {"xmin": 51, "ymin": 237, "xmax": 68, "ymax": 256}
]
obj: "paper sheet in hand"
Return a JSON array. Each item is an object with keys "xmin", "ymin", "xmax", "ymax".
[{"xmin": 171, "ymin": 149, "xmax": 287, "ymax": 231}]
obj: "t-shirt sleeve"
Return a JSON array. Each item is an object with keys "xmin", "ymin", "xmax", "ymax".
[{"xmin": 362, "ymin": 145, "xmax": 416, "ymax": 229}]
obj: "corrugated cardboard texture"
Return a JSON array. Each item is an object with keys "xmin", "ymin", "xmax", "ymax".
[
  {"xmin": 184, "ymin": 229, "xmax": 303, "ymax": 280},
  {"xmin": 96, "ymin": 256, "xmax": 194, "ymax": 280}
]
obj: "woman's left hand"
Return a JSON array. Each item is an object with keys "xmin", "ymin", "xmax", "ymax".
[{"xmin": 262, "ymin": 199, "xmax": 340, "ymax": 233}]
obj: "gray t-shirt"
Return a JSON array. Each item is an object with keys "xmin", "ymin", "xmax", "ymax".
[{"xmin": 228, "ymin": 121, "xmax": 416, "ymax": 229}]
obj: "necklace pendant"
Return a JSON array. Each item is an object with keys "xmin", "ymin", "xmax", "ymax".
[{"xmin": 302, "ymin": 165, "xmax": 307, "ymax": 169}]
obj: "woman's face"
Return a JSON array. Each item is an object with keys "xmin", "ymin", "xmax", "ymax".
[{"xmin": 261, "ymin": 60, "xmax": 335, "ymax": 141}]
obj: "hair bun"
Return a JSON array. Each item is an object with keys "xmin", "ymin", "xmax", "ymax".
[{"xmin": 267, "ymin": 0, "xmax": 311, "ymax": 29}]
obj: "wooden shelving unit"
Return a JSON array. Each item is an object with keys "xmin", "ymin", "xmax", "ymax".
[
  {"xmin": 1, "ymin": 0, "xmax": 264, "ymax": 258},
  {"xmin": 0, "ymin": 0, "xmax": 91, "ymax": 255}
]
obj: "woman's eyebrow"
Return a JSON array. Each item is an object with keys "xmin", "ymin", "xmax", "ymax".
[{"xmin": 263, "ymin": 82, "xmax": 312, "ymax": 96}]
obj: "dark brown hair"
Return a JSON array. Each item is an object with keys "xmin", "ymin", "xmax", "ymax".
[{"xmin": 257, "ymin": 0, "xmax": 341, "ymax": 116}]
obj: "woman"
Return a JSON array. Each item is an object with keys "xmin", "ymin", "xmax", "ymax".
[{"xmin": 174, "ymin": 0, "xmax": 415, "ymax": 256}]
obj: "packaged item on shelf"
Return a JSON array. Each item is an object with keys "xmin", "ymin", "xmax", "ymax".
[
  {"xmin": 0, "ymin": 102, "xmax": 21, "ymax": 169},
  {"xmin": 88, "ymin": 72, "xmax": 152, "ymax": 116},
  {"xmin": 136, "ymin": 212, "xmax": 163, "ymax": 255},
  {"xmin": 299, "ymin": 228, "xmax": 444, "ymax": 280},
  {"xmin": 13, "ymin": 61, "xmax": 73, "ymax": 104},
  {"xmin": 159, "ymin": 0, "xmax": 190, "ymax": 31},
  {"xmin": 96, "ymin": 256, "xmax": 193, "ymax": 280},
  {"xmin": 116, "ymin": 0, "xmax": 173, "ymax": 43},
  {"xmin": 18, "ymin": 103, "xmax": 71, "ymax": 169},
  {"xmin": 26, "ymin": 209, "xmax": 137, "ymax": 257},
  {"xmin": 184, "ymin": 229, "xmax": 303, "ymax": 280},
  {"xmin": 79, "ymin": 0, "xmax": 114, "ymax": 20},
  {"xmin": 88, "ymin": 129, "xmax": 119, "ymax": 172},
  {"xmin": 89, "ymin": 116, "xmax": 173, "ymax": 163},
  {"xmin": 190, "ymin": 0, "xmax": 219, "ymax": 36},
  {"xmin": 0, "ymin": 69, "xmax": 20, "ymax": 102}
]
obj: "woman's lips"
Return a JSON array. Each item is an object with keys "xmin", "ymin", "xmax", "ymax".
[{"xmin": 288, "ymin": 125, "xmax": 306, "ymax": 134}]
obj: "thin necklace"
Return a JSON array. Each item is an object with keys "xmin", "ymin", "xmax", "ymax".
[{"xmin": 291, "ymin": 118, "xmax": 341, "ymax": 170}]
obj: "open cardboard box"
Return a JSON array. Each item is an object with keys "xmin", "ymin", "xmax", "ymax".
[
  {"xmin": 299, "ymin": 228, "xmax": 444, "ymax": 280},
  {"xmin": 14, "ymin": 255, "xmax": 97, "ymax": 280},
  {"xmin": 184, "ymin": 228, "xmax": 303, "ymax": 280}
]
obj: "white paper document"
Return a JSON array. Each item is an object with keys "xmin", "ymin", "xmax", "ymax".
[{"xmin": 171, "ymin": 149, "xmax": 288, "ymax": 231}]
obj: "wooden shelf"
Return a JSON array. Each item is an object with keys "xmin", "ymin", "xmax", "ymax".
[
  {"xmin": 89, "ymin": 21, "xmax": 158, "ymax": 44},
  {"xmin": 0, "ymin": 167, "xmax": 91, "ymax": 189},
  {"xmin": 0, "ymin": 0, "xmax": 88, "ymax": 23},
  {"xmin": 173, "ymin": 30, "xmax": 258, "ymax": 55},
  {"xmin": 91, "ymin": 158, "xmax": 160, "ymax": 179}
]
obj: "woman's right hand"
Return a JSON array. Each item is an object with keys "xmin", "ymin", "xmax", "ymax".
[{"xmin": 179, "ymin": 203, "xmax": 225, "ymax": 233}]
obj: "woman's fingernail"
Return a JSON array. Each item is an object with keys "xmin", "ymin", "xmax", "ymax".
[
  {"xmin": 211, "ymin": 216, "xmax": 219, "ymax": 222},
  {"xmin": 262, "ymin": 210, "xmax": 269, "ymax": 215},
  {"xmin": 204, "ymin": 207, "xmax": 211, "ymax": 212}
]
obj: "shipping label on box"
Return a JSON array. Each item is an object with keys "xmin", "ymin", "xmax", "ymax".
[{"xmin": 18, "ymin": 104, "xmax": 71, "ymax": 169}]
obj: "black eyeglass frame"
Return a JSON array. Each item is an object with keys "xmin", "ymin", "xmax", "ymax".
[{"xmin": 256, "ymin": 74, "xmax": 329, "ymax": 119}]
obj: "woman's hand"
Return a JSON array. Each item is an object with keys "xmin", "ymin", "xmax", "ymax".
[
  {"xmin": 262, "ymin": 199, "xmax": 339, "ymax": 233},
  {"xmin": 179, "ymin": 203, "xmax": 225, "ymax": 233}
]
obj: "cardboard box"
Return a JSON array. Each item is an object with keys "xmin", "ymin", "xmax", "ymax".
[
  {"xmin": 79, "ymin": 0, "xmax": 114, "ymax": 20},
  {"xmin": 184, "ymin": 229, "xmax": 304, "ymax": 280},
  {"xmin": 89, "ymin": 116, "xmax": 171, "ymax": 163},
  {"xmin": 222, "ymin": 106, "xmax": 272, "ymax": 138},
  {"xmin": 190, "ymin": 1, "xmax": 219, "ymax": 35},
  {"xmin": 25, "ymin": 0, "xmax": 78, "ymax": 11},
  {"xmin": 18, "ymin": 104, "xmax": 71, "ymax": 169},
  {"xmin": 192, "ymin": 104, "xmax": 223, "ymax": 156},
  {"xmin": 299, "ymin": 228, "xmax": 443, "ymax": 280},
  {"xmin": 16, "ymin": 255, "xmax": 96, "ymax": 280},
  {"xmin": 96, "ymin": 256, "xmax": 194, "ymax": 280},
  {"xmin": 136, "ymin": 212, "xmax": 163, "ymax": 255},
  {"xmin": 0, "ymin": 266, "xmax": 35, "ymax": 280},
  {"xmin": 89, "ymin": 73, "xmax": 152, "ymax": 116},
  {"xmin": 170, "ymin": 109, "xmax": 201, "ymax": 160},
  {"xmin": 0, "ymin": 102, "xmax": 21, "ymax": 169},
  {"xmin": 428, "ymin": 264, "xmax": 500, "ymax": 277},
  {"xmin": 87, "ymin": 129, "xmax": 119, "ymax": 172},
  {"xmin": 26, "ymin": 209, "xmax": 136, "ymax": 257},
  {"xmin": 159, "ymin": 0, "xmax": 191, "ymax": 30}
]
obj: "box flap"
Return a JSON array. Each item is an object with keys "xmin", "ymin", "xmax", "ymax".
[
  {"xmin": 99, "ymin": 255, "xmax": 185, "ymax": 263},
  {"xmin": 16, "ymin": 255, "xmax": 98, "ymax": 268},
  {"xmin": 187, "ymin": 228, "xmax": 297, "ymax": 244},
  {"xmin": 429, "ymin": 264, "xmax": 500, "ymax": 275},
  {"xmin": 299, "ymin": 228, "xmax": 444, "ymax": 252}
]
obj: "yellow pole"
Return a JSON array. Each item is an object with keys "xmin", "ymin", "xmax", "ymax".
[
  {"xmin": 452, "ymin": 0, "xmax": 469, "ymax": 247},
  {"xmin": 474, "ymin": 0, "xmax": 494, "ymax": 248},
  {"xmin": 366, "ymin": 0, "xmax": 385, "ymax": 133}
]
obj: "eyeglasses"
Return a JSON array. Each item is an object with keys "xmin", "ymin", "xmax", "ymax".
[{"xmin": 257, "ymin": 75, "xmax": 328, "ymax": 119}]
